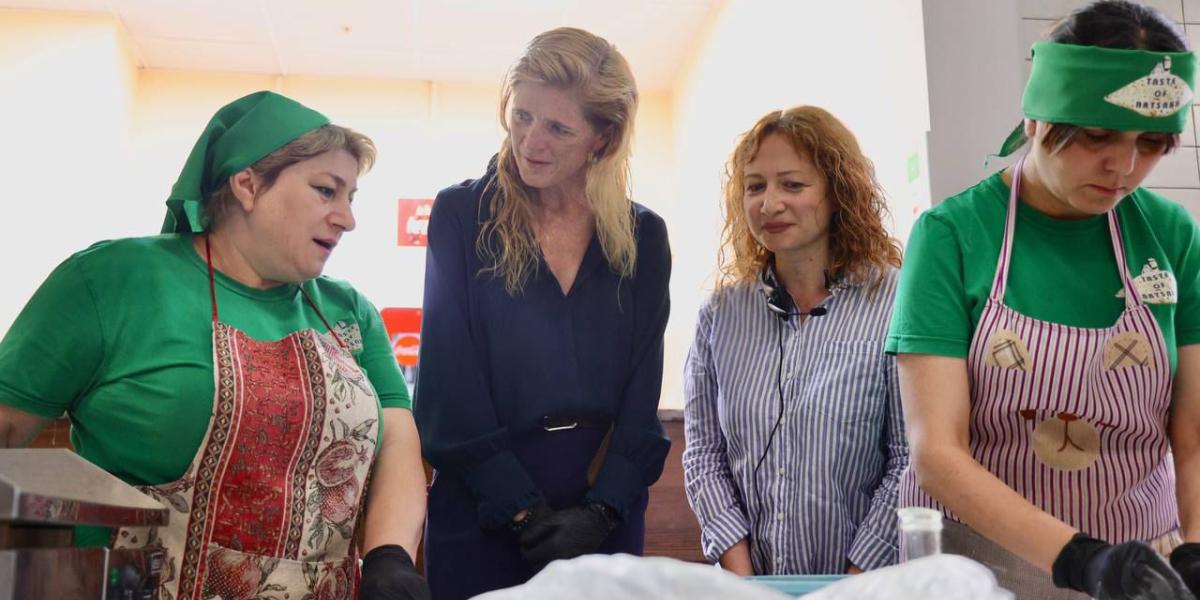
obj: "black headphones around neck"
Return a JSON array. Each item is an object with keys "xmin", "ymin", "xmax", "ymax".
[
  {"xmin": 759, "ymin": 261, "xmax": 793, "ymax": 321},
  {"xmin": 759, "ymin": 260, "xmax": 830, "ymax": 321}
]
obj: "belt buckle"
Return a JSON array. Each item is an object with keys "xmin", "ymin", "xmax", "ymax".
[{"xmin": 542, "ymin": 416, "xmax": 579, "ymax": 432}]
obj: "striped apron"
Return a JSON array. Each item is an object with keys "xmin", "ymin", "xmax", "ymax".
[{"xmin": 899, "ymin": 156, "xmax": 1179, "ymax": 598}]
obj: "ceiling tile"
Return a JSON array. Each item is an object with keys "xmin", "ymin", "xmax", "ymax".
[
  {"xmin": 1, "ymin": 0, "xmax": 723, "ymax": 89},
  {"xmin": 0, "ymin": 0, "xmax": 110, "ymax": 13},
  {"xmin": 136, "ymin": 35, "xmax": 278, "ymax": 72},
  {"xmin": 277, "ymin": 43, "xmax": 424, "ymax": 79},
  {"xmin": 112, "ymin": 0, "xmax": 269, "ymax": 43},
  {"xmin": 262, "ymin": 0, "xmax": 417, "ymax": 50}
]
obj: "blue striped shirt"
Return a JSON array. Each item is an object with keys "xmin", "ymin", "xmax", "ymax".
[{"xmin": 682, "ymin": 268, "xmax": 907, "ymax": 574}]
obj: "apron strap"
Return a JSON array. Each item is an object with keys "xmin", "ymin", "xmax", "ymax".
[
  {"xmin": 993, "ymin": 156, "xmax": 1141, "ymax": 310},
  {"xmin": 989, "ymin": 155, "xmax": 1026, "ymax": 302},
  {"xmin": 204, "ymin": 234, "xmax": 349, "ymax": 348},
  {"xmin": 1107, "ymin": 210, "xmax": 1142, "ymax": 309},
  {"xmin": 204, "ymin": 234, "xmax": 220, "ymax": 322},
  {"xmin": 298, "ymin": 285, "xmax": 348, "ymax": 349}
]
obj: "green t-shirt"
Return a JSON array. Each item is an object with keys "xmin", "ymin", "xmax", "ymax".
[
  {"xmin": 0, "ymin": 234, "xmax": 410, "ymax": 485},
  {"xmin": 886, "ymin": 172, "xmax": 1200, "ymax": 371}
]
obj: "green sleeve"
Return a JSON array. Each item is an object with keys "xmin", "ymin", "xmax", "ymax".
[
  {"xmin": 356, "ymin": 295, "xmax": 411, "ymax": 410},
  {"xmin": 1172, "ymin": 208, "xmax": 1200, "ymax": 346},
  {"xmin": 0, "ymin": 257, "xmax": 104, "ymax": 418},
  {"xmin": 886, "ymin": 211, "xmax": 973, "ymax": 357}
]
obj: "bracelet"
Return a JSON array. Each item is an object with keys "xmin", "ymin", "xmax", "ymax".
[{"xmin": 509, "ymin": 508, "xmax": 535, "ymax": 534}]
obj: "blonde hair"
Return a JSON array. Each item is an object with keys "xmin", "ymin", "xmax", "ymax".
[
  {"xmin": 204, "ymin": 124, "xmax": 376, "ymax": 230},
  {"xmin": 717, "ymin": 106, "xmax": 901, "ymax": 290},
  {"xmin": 480, "ymin": 27, "xmax": 639, "ymax": 295}
]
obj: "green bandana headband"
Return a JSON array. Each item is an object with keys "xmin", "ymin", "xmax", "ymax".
[
  {"xmin": 997, "ymin": 41, "xmax": 1197, "ymax": 157},
  {"xmin": 162, "ymin": 91, "xmax": 330, "ymax": 233}
]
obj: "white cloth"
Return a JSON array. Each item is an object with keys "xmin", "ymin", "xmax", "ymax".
[
  {"xmin": 471, "ymin": 554, "xmax": 790, "ymax": 600},
  {"xmin": 471, "ymin": 553, "xmax": 1011, "ymax": 600},
  {"xmin": 808, "ymin": 554, "xmax": 1013, "ymax": 600}
]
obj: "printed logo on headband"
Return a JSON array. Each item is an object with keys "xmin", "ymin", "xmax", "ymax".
[{"xmin": 1104, "ymin": 56, "xmax": 1193, "ymax": 117}]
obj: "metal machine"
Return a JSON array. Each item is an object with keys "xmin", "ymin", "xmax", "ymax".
[{"xmin": 0, "ymin": 449, "xmax": 169, "ymax": 600}]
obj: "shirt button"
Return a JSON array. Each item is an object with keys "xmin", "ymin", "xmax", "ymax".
[
  {"xmin": 776, "ymin": 512, "xmax": 784, "ymax": 521},
  {"xmin": 777, "ymin": 467, "xmax": 786, "ymax": 476}
]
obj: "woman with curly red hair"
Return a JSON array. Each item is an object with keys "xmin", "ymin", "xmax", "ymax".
[{"xmin": 682, "ymin": 105, "xmax": 907, "ymax": 575}]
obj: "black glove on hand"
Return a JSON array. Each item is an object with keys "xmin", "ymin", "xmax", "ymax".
[
  {"xmin": 1052, "ymin": 533, "xmax": 1195, "ymax": 599},
  {"xmin": 517, "ymin": 502, "xmax": 620, "ymax": 570},
  {"xmin": 1170, "ymin": 542, "xmax": 1200, "ymax": 596},
  {"xmin": 360, "ymin": 544, "xmax": 431, "ymax": 600}
]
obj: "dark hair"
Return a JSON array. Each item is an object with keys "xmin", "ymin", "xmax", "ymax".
[
  {"xmin": 1049, "ymin": 0, "xmax": 1187, "ymax": 51},
  {"xmin": 1021, "ymin": 0, "xmax": 1189, "ymax": 154}
]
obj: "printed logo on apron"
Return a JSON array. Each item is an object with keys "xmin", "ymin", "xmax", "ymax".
[{"xmin": 1116, "ymin": 258, "xmax": 1178, "ymax": 304}]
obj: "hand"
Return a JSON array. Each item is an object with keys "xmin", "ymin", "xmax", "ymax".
[
  {"xmin": 846, "ymin": 563, "xmax": 864, "ymax": 575},
  {"xmin": 518, "ymin": 502, "xmax": 620, "ymax": 570},
  {"xmin": 360, "ymin": 544, "xmax": 431, "ymax": 600},
  {"xmin": 1052, "ymin": 533, "xmax": 1195, "ymax": 599},
  {"xmin": 1171, "ymin": 542, "xmax": 1200, "ymax": 596}
]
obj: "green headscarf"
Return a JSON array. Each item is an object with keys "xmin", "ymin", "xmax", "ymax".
[
  {"xmin": 161, "ymin": 91, "xmax": 330, "ymax": 233},
  {"xmin": 997, "ymin": 41, "xmax": 1197, "ymax": 157}
]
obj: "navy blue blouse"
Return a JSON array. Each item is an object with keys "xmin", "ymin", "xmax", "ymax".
[{"xmin": 414, "ymin": 160, "xmax": 672, "ymax": 528}]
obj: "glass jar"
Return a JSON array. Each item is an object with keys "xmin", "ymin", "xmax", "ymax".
[{"xmin": 897, "ymin": 507, "xmax": 943, "ymax": 562}]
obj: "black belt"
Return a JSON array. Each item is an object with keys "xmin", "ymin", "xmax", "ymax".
[{"xmin": 540, "ymin": 415, "xmax": 611, "ymax": 432}]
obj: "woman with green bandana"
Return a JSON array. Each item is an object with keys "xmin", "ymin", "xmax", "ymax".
[
  {"xmin": 0, "ymin": 91, "xmax": 429, "ymax": 600},
  {"xmin": 888, "ymin": 1, "xmax": 1200, "ymax": 598}
]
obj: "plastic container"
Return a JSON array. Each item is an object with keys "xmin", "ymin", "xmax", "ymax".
[
  {"xmin": 748, "ymin": 575, "xmax": 848, "ymax": 597},
  {"xmin": 897, "ymin": 506, "xmax": 943, "ymax": 562}
]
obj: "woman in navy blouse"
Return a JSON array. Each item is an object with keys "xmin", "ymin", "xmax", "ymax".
[
  {"xmin": 683, "ymin": 106, "xmax": 907, "ymax": 576},
  {"xmin": 414, "ymin": 27, "xmax": 671, "ymax": 600}
]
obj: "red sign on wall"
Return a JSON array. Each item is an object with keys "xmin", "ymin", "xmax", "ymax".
[
  {"xmin": 397, "ymin": 198, "xmax": 434, "ymax": 247},
  {"xmin": 381, "ymin": 307, "xmax": 422, "ymax": 368}
]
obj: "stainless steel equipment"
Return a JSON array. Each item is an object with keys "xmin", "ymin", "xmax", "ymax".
[{"xmin": 0, "ymin": 449, "xmax": 170, "ymax": 600}]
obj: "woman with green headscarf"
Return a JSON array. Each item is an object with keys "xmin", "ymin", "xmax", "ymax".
[
  {"xmin": 889, "ymin": 1, "xmax": 1200, "ymax": 598},
  {"xmin": 0, "ymin": 91, "xmax": 429, "ymax": 600}
]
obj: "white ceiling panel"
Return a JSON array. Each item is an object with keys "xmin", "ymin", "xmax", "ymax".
[
  {"xmin": 112, "ymin": 0, "xmax": 269, "ymax": 43},
  {"xmin": 0, "ymin": 0, "xmax": 109, "ymax": 13},
  {"xmin": 135, "ymin": 35, "xmax": 279, "ymax": 73},
  {"xmin": 262, "ymin": 0, "xmax": 418, "ymax": 49},
  {"xmin": 0, "ymin": 0, "xmax": 723, "ymax": 90},
  {"xmin": 279, "ymin": 44, "xmax": 426, "ymax": 80},
  {"xmin": 406, "ymin": 1, "xmax": 571, "ymax": 56}
]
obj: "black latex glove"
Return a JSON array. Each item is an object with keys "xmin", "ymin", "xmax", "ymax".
[
  {"xmin": 360, "ymin": 544, "xmax": 431, "ymax": 600},
  {"xmin": 1170, "ymin": 542, "xmax": 1200, "ymax": 596},
  {"xmin": 517, "ymin": 502, "xmax": 620, "ymax": 570},
  {"xmin": 1052, "ymin": 533, "xmax": 1195, "ymax": 599}
]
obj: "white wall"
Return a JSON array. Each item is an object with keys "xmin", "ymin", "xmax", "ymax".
[
  {"xmin": 922, "ymin": 0, "xmax": 1024, "ymax": 204},
  {"xmin": 660, "ymin": 0, "xmax": 932, "ymax": 408},
  {"xmin": 0, "ymin": 9, "xmax": 137, "ymax": 333}
]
